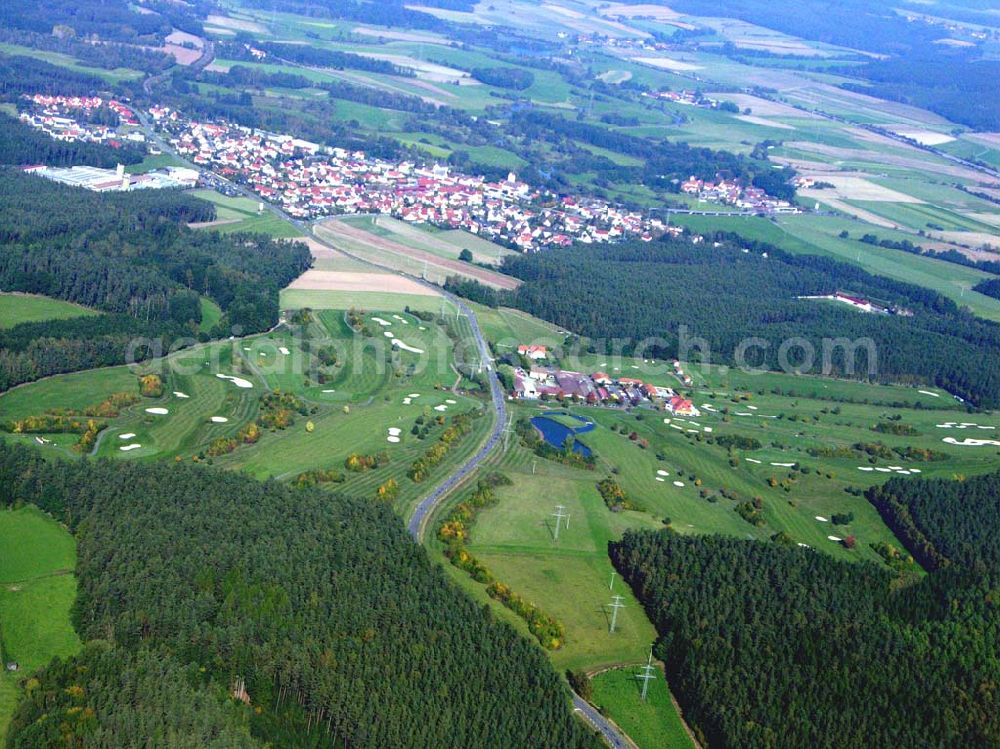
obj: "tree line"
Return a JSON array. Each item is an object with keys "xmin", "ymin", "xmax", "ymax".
[
  {"xmin": 446, "ymin": 234, "xmax": 1000, "ymax": 407},
  {"xmin": 0, "ymin": 442, "xmax": 600, "ymax": 749},
  {"xmin": 610, "ymin": 469, "xmax": 1000, "ymax": 749}
]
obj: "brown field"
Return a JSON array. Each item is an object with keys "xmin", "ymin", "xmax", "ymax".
[
  {"xmin": 206, "ymin": 14, "xmax": 268, "ymax": 33},
  {"xmin": 598, "ymin": 3, "xmax": 696, "ymax": 30},
  {"xmin": 285, "ymin": 270, "xmax": 438, "ymax": 295},
  {"xmin": 717, "ymin": 93, "xmax": 823, "ymax": 120},
  {"xmin": 316, "ymin": 219, "xmax": 521, "ymax": 290},
  {"xmin": 352, "ymin": 27, "xmax": 448, "ymax": 44},
  {"xmin": 800, "ymin": 175, "xmax": 924, "ymax": 203}
]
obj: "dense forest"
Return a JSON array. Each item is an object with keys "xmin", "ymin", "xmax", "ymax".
[
  {"xmin": 0, "ymin": 169, "xmax": 311, "ymax": 390},
  {"xmin": 867, "ymin": 471, "xmax": 1000, "ymax": 573},
  {"xmin": 0, "ymin": 442, "xmax": 599, "ymax": 749},
  {"xmin": 239, "ymin": 0, "xmax": 476, "ymax": 33},
  {"xmin": 610, "ymin": 467, "xmax": 1000, "ymax": 748},
  {"xmin": 447, "ymin": 236, "xmax": 1000, "ymax": 407}
]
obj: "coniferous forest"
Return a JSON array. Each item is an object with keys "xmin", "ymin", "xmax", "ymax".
[
  {"xmin": 448, "ymin": 236, "xmax": 1000, "ymax": 407},
  {"xmin": 0, "ymin": 442, "xmax": 599, "ymax": 749},
  {"xmin": 610, "ymin": 468, "xmax": 1000, "ymax": 749},
  {"xmin": 0, "ymin": 168, "xmax": 312, "ymax": 391}
]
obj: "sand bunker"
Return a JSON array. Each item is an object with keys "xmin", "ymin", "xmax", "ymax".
[
  {"xmin": 918, "ymin": 390, "xmax": 940, "ymax": 397},
  {"xmin": 384, "ymin": 331, "xmax": 395, "ymax": 338},
  {"xmin": 446, "ymin": 399, "xmax": 457, "ymax": 405},
  {"xmin": 408, "ymin": 393, "xmax": 420, "ymax": 398},
  {"xmin": 216, "ymin": 373, "xmax": 253, "ymax": 388},
  {"xmin": 434, "ymin": 405, "xmax": 448, "ymax": 412},
  {"xmin": 388, "ymin": 427, "xmax": 402, "ymax": 436},
  {"xmin": 120, "ymin": 443, "xmax": 142, "ymax": 451},
  {"xmin": 174, "ymin": 391, "xmax": 190, "ymax": 399},
  {"xmin": 673, "ymin": 481, "xmax": 685, "ymax": 487},
  {"xmin": 210, "ymin": 416, "xmax": 229, "ymax": 423},
  {"xmin": 656, "ymin": 469, "xmax": 669, "ymax": 476},
  {"xmin": 771, "ymin": 462, "xmax": 795, "ymax": 467},
  {"xmin": 322, "ymin": 389, "xmax": 336, "ymax": 393},
  {"xmin": 815, "ymin": 516, "xmax": 828, "ymax": 522},
  {"xmin": 372, "ymin": 317, "xmax": 392, "ymax": 326},
  {"xmin": 145, "ymin": 407, "xmax": 169, "ymax": 415},
  {"xmin": 656, "ymin": 477, "xmax": 665, "ymax": 482},
  {"xmin": 746, "ymin": 458, "xmax": 762, "ymax": 464},
  {"xmin": 392, "ymin": 340, "xmax": 425, "ymax": 354},
  {"xmin": 943, "ymin": 437, "xmax": 1000, "ymax": 447},
  {"xmin": 279, "ymin": 346, "xmax": 290, "ymax": 355},
  {"xmin": 119, "ymin": 433, "xmax": 136, "ymax": 440},
  {"xmin": 827, "ymin": 535, "xmax": 842, "ymax": 542},
  {"xmin": 387, "ymin": 436, "xmax": 401, "ymax": 443},
  {"xmin": 858, "ymin": 466, "xmax": 874, "ymax": 472}
]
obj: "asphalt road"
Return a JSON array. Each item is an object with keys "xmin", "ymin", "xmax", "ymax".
[{"xmin": 138, "ymin": 114, "xmax": 633, "ymax": 749}]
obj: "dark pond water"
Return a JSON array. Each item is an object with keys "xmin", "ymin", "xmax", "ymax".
[{"xmin": 530, "ymin": 412, "xmax": 595, "ymax": 457}]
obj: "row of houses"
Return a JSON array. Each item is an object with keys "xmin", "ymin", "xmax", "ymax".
[
  {"xmin": 513, "ymin": 365, "xmax": 700, "ymax": 415},
  {"xmin": 19, "ymin": 94, "xmax": 145, "ymax": 149},
  {"xmin": 680, "ymin": 175, "xmax": 798, "ymax": 214}
]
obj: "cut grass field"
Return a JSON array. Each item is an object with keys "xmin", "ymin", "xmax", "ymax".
[
  {"xmin": 669, "ymin": 213, "xmax": 1000, "ymax": 322},
  {"xmin": 0, "ymin": 293, "xmax": 99, "ymax": 329},
  {"xmin": 188, "ymin": 189, "xmax": 304, "ymax": 238},
  {"xmin": 0, "ymin": 506, "xmax": 81, "ymax": 742},
  {"xmin": 590, "ymin": 667, "xmax": 696, "ymax": 749},
  {"xmin": 315, "ymin": 217, "xmax": 520, "ymax": 289}
]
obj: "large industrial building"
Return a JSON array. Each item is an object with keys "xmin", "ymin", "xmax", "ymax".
[{"xmin": 22, "ymin": 164, "xmax": 199, "ymax": 192}]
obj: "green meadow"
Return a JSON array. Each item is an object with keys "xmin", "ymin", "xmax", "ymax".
[
  {"xmin": 0, "ymin": 293, "xmax": 99, "ymax": 329},
  {"xmin": 591, "ymin": 667, "xmax": 696, "ymax": 749},
  {"xmin": 0, "ymin": 507, "xmax": 81, "ymax": 742}
]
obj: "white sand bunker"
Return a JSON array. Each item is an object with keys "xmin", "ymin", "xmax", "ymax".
[
  {"xmin": 146, "ymin": 407, "xmax": 169, "ymax": 415},
  {"xmin": 943, "ymin": 437, "xmax": 1000, "ymax": 447},
  {"xmin": 322, "ymin": 389, "xmax": 336, "ymax": 393},
  {"xmin": 279, "ymin": 346, "xmax": 290, "ymax": 355},
  {"xmin": 673, "ymin": 481, "xmax": 685, "ymax": 487},
  {"xmin": 663, "ymin": 418, "xmax": 672, "ymax": 424},
  {"xmin": 771, "ymin": 462, "xmax": 795, "ymax": 467},
  {"xmin": 797, "ymin": 543, "xmax": 810, "ymax": 548},
  {"xmin": 656, "ymin": 477, "xmax": 665, "ymax": 482},
  {"xmin": 174, "ymin": 391, "xmax": 189, "ymax": 399},
  {"xmin": 408, "ymin": 393, "xmax": 420, "ymax": 398},
  {"xmin": 216, "ymin": 373, "xmax": 253, "ymax": 388},
  {"xmin": 703, "ymin": 427, "xmax": 713, "ymax": 433},
  {"xmin": 446, "ymin": 399, "xmax": 456, "ymax": 405},
  {"xmin": 120, "ymin": 443, "xmax": 142, "ymax": 451},
  {"xmin": 392, "ymin": 340, "xmax": 425, "ymax": 354},
  {"xmin": 701, "ymin": 404, "xmax": 717, "ymax": 412},
  {"xmin": 210, "ymin": 416, "xmax": 229, "ymax": 423},
  {"xmin": 387, "ymin": 436, "xmax": 401, "ymax": 443},
  {"xmin": 746, "ymin": 458, "xmax": 762, "ymax": 464},
  {"xmin": 858, "ymin": 466, "xmax": 874, "ymax": 472},
  {"xmin": 670, "ymin": 424, "xmax": 683, "ymax": 430},
  {"xmin": 388, "ymin": 427, "xmax": 402, "ymax": 436},
  {"xmin": 418, "ymin": 326, "xmax": 427, "ymax": 331},
  {"xmin": 875, "ymin": 467, "xmax": 892, "ymax": 473},
  {"xmin": 402, "ymin": 398, "xmax": 412, "ymax": 405},
  {"xmin": 384, "ymin": 331, "xmax": 395, "ymax": 338},
  {"xmin": 119, "ymin": 433, "xmax": 136, "ymax": 440},
  {"xmin": 746, "ymin": 405, "xmax": 758, "ymax": 411},
  {"xmin": 657, "ymin": 469, "xmax": 669, "ymax": 476},
  {"xmin": 736, "ymin": 411, "xmax": 752, "ymax": 416},
  {"xmin": 434, "ymin": 404, "xmax": 448, "ymax": 412},
  {"xmin": 372, "ymin": 317, "xmax": 392, "ymax": 326},
  {"xmin": 827, "ymin": 535, "xmax": 842, "ymax": 542},
  {"xmin": 815, "ymin": 516, "xmax": 828, "ymax": 522},
  {"xmin": 918, "ymin": 390, "xmax": 940, "ymax": 397}
]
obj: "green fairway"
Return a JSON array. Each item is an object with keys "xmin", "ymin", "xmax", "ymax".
[
  {"xmin": 199, "ymin": 296, "xmax": 223, "ymax": 333},
  {"xmin": 591, "ymin": 667, "xmax": 696, "ymax": 749},
  {"xmin": 0, "ymin": 366, "xmax": 139, "ymax": 421},
  {"xmin": 0, "ymin": 506, "xmax": 81, "ymax": 742},
  {"xmin": 0, "ymin": 293, "xmax": 99, "ymax": 329}
]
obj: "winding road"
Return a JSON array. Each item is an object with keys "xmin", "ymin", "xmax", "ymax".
[{"xmin": 137, "ymin": 107, "xmax": 633, "ymax": 749}]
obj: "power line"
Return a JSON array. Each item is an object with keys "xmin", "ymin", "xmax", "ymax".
[
  {"xmin": 637, "ymin": 650, "xmax": 657, "ymax": 701},
  {"xmin": 608, "ymin": 594, "xmax": 625, "ymax": 633},
  {"xmin": 609, "ymin": 570, "xmax": 616, "ymax": 591},
  {"xmin": 552, "ymin": 504, "xmax": 569, "ymax": 540}
]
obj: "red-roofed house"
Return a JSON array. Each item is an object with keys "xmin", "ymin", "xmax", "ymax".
[{"xmin": 518, "ymin": 345, "xmax": 548, "ymax": 360}]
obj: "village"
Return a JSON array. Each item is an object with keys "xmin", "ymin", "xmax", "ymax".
[
  {"xmin": 15, "ymin": 94, "xmax": 798, "ymax": 245},
  {"xmin": 511, "ymin": 345, "xmax": 701, "ymax": 416}
]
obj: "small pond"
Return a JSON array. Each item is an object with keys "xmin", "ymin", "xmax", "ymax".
[{"xmin": 530, "ymin": 412, "xmax": 595, "ymax": 457}]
